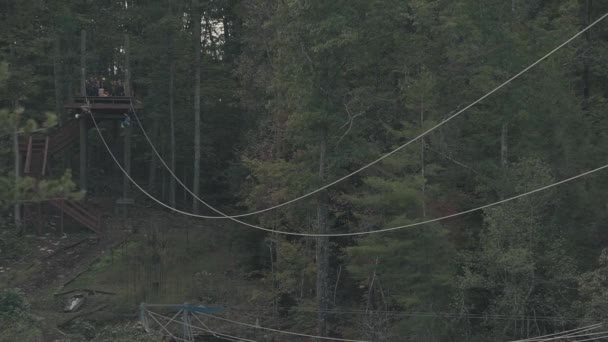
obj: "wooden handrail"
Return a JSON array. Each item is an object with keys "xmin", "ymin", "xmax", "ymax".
[{"xmin": 41, "ymin": 136, "xmax": 49, "ymax": 176}]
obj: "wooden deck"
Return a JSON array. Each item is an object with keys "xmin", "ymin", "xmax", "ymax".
[{"xmin": 64, "ymin": 96, "xmax": 143, "ymax": 117}]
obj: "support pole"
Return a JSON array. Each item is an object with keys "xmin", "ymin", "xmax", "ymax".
[
  {"xmin": 79, "ymin": 117, "xmax": 87, "ymax": 194},
  {"xmin": 139, "ymin": 303, "xmax": 149, "ymax": 332},
  {"xmin": 182, "ymin": 303, "xmax": 194, "ymax": 342}
]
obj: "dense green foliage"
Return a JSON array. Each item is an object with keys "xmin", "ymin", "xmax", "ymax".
[
  {"xmin": 2, "ymin": 0, "xmax": 608, "ymax": 341},
  {"xmin": 0, "ymin": 288, "xmax": 43, "ymax": 341}
]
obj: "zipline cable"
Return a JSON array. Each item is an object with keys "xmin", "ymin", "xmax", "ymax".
[
  {"xmin": 149, "ymin": 309, "xmax": 602, "ymax": 342},
  {"xmin": 148, "ymin": 311, "xmax": 257, "ymax": 342},
  {"xmin": 568, "ymin": 334, "xmax": 608, "ymax": 342},
  {"xmin": 197, "ymin": 312, "xmax": 370, "ymax": 342},
  {"xmin": 133, "ymin": 303, "xmax": 594, "ymax": 322},
  {"xmin": 535, "ymin": 330, "xmax": 608, "ymax": 342},
  {"xmin": 509, "ymin": 324, "xmax": 602, "ymax": 342},
  {"xmin": 90, "ymin": 109, "xmax": 608, "ymax": 236},
  {"xmin": 224, "ymin": 305, "xmax": 591, "ymax": 322},
  {"xmin": 132, "ymin": 12, "xmax": 608, "ymax": 219}
]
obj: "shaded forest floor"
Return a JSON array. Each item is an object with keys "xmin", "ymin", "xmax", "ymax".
[{"xmin": 0, "ymin": 205, "xmax": 277, "ymax": 340}]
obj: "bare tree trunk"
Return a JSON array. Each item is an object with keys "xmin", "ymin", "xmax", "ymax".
[
  {"xmin": 169, "ymin": 62, "xmax": 176, "ymax": 206},
  {"xmin": 420, "ymin": 94, "xmax": 426, "ymax": 218},
  {"xmin": 192, "ymin": 0, "xmax": 202, "ymax": 214},
  {"xmin": 582, "ymin": 0, "xmax": 592, "ymax": 109},
  {"xmin": 80, "ymin": 30, "xmax": 86, "ymax": 96},
  {"xmin": 268, "ymin": 239, "xmax": 278, "ymax": 315},
  {"xmin": 124, "ymin": 34, "xmax": 131, "ymax": 97},
  {"xmin": 333, "ymin": 265, "xmax": 341, "ymax": 305},
  {"xmin": 53, "ymin": 33, "xmax": 63, "ymax": 123},
  {"xmin": 8, "ymin": 41, "xmax": 21, "ymax": 231},
  {"xmin": 316, "ymin": 129, "xmax": 330, "ymax": 339},
  {"xmin": 159, "ymin": 137, "xmax": 166, "ymax": 201},
  {"xmin": 79, "ymin": 31, "xmax": 88, "ymax": 192},
  {"xmin": 169, "ymin": 0, "xmax": 177, "ymax": 208},
  {"xmin": 183, "ymin": 167, "xmax": 188, "ymax": 207},
  {"xmin": 13, "ymin": 122, "xmax": 21, "ymax": 231},
  {"xmin": 148, "ymin": 116, "xmax": 159, "ymax": 194},
  {"xmin": 501, "ymin": 122, "xmax": 508, "ymax": 167},
  {"xmin": 122, "ymin": 34, "xmax": 131, "ymax": 201}
]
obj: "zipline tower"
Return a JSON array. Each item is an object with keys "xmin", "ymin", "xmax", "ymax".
[
  {"xmin": 64, "ymin": 31, "xmax": 142, "ymax": 217},
  {"xmin": 19, "ymin": 31, "xmax": 142, "ymax": 234}
]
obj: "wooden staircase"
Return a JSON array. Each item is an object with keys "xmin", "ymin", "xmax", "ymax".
[
  {"xmin": 22, "ymin": 135, "xmax": 50, "ymax": 176},
  {"xmin": 18, "ymin": 119, "xmax": 82, "ymax": 168},
  {"xmin": 19, "ymin": 119, "xmax": 103, "ymax": 234},
  {"xmin": 50, "ymin": 200, "xmax": 103, "ymax": 234}
]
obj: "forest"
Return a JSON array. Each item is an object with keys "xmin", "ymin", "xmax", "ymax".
[{"xmin": 2, "ymin": 0, "xmax": 608, "ymax": 341}]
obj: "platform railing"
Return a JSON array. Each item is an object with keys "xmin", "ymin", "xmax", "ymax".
[{"xmin": 72, "ymin": 96, "xmax": 133, "ymax": 104}]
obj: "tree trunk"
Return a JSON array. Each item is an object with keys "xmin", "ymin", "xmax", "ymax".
[
  {"xmin": 169, "ymin": 61, "xmax": 176, "ymax": 206},
  {"xmin": 80, "ymin": 30, "xmax": 86, "ymax": 96},
  {"xmin": 79, "ymin": 30, "xmax": 88, "ymax": 192},
  {"xmin": 582, "ymin": 0, "xmax": 592, "ymax": 109},
  {"xmin": 501, "ymin": 122, "xmax": 508, "ymax": 167},
  {"xmin": 122, "ymin": 34, "xmax": 131, "ymax": 200},
  {"xmin": 13, "ymin": 122, "xmax": 21, "ymax": 231},
  {"xmin": 148, "ymin": 116, "xmax": 159, "ymax": 194},
  {"xmin": 124, "ymin": 34, "xmax": 131, "ymax": 97},
  {"xmin": 420, "ymin": 94, "xmax": 426, "ymax": 218},
  {"xmin": 8, "ymin": 43, "xmax": 20, "ymax": 231},
  {"xmin": 168, "ymin": 0, "xmax": 177, "ymax": 208},
  {"xmin": 316, "ymin": 129, "xmax": 330, "ymax": 339},
  {"xmin": 53, "ymin": 33, "xmax": 63, "ymax": 123},
  {"xmin": 192, "ymin": 0, "xmax": 202, "ymax": 214}
]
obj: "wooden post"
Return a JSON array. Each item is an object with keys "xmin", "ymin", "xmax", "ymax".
[
  {"xmin": 80, "ymin": 30, "xmax": 86, "ymax": 96},
  {"xmin": 79, "ymin": 117, "xmax": 87, "ymax": 193}
]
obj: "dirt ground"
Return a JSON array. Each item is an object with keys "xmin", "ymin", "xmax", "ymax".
[{"xmin": 2, "ymin": 205, "xmax": 274, "ymax": 341}]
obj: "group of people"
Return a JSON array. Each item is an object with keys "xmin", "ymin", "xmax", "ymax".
[{"xmin": 86, "ymin": 77, "xmax": 126, "ymax": 97}]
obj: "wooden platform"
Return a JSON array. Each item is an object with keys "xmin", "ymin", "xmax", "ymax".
[{"xmin": 64, "ymin": 96, "xmax": 143, "ymax": 119}]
